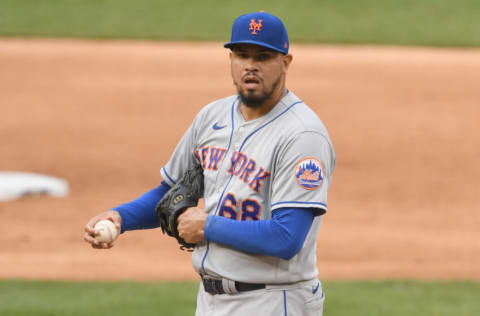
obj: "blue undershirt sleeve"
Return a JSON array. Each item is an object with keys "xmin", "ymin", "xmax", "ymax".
[
  {"xmin": 114, "ymin": 181, "xmax": 171, "ymax": 233},
  {"xmin": 204, "ymin": 207, "xmax": 316, "ymax": 260}
]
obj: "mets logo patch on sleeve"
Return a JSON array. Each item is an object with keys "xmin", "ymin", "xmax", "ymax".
[{"xmin": 294, "ymin": 157, "xmax": 324, "ymax": 190}]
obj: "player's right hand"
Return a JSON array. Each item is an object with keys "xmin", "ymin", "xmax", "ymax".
[{"xmin": 83, "ymin": 210, "xmax": 122, "ymax": 249}]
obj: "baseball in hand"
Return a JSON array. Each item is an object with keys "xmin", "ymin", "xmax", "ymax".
[{"xmin": 94, "ymin": 219, "xmax": 119, "ymax": 243}]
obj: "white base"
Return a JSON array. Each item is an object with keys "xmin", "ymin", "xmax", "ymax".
[{"xmin": 0, "ymin": 171, "xmax": 69, "ymax": 201}]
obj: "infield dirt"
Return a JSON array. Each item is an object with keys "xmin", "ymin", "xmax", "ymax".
[{"xmin": 0, "ymin": 39, "xmax": 479, "ymax": 281}]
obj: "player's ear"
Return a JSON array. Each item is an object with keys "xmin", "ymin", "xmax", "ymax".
[{"xmin": 283, "ymin": 54, "xmax": 293, "ymax": 71}]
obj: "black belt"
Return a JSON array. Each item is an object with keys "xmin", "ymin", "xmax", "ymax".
[{"xmin": 201, "ymin": 275, "xmax": 265, "ymax": 295}]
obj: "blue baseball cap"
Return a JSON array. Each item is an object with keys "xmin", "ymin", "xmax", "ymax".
[{"xmin": 224, "ymin": 11, "xmax": 289, "ymax": 54}]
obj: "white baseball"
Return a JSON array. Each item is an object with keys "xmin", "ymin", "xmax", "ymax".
[{"xmin": 94, "ymin": 219, "xmax": 119, "ymax": 243}]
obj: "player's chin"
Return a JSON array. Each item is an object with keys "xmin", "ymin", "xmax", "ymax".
[
  {"xmin": 242, "ymin": 85, "xmax": 263, "ymax": 97},
  {"xmin": 239, "ymin": 92, "xmax": 268, "ymax": 108},
  {"xmin": 245, "ymin": 89, "xmax": 261, "ymax": 99}
]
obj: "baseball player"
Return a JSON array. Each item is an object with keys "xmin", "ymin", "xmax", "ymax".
[{"xmin": 84, "ymin": 11, "xmax": 335, "ymax": 316}]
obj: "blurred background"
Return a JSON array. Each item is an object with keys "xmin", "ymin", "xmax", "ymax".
[{"xmin": 0, "ymin": 1, "xmax": 479, "ymax": 315}]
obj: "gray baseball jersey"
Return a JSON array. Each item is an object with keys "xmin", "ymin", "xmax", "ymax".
[{"xmin": 161, "ymin": 91, "xmax": 335, "ymax": 284}]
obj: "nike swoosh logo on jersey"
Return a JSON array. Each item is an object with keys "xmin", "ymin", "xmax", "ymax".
[
  {"xmin": 312, "ymin": 282, "xmax": 320, "ymax": 294},
  {"xmin": 212, "ymin": 123, "xmax": 227, "ymax": 130}
]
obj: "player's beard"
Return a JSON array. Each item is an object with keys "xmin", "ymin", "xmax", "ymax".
[{"xmin": 237, "ymin": 76, "xmax": 282, "ymax": 109}]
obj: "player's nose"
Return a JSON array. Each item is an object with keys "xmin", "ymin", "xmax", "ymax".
[{"xmin": 244, "ymin": 58, "xmax": 259, "ymax": 72}]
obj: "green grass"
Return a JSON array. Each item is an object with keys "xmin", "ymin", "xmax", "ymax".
[
  {"xmin": 0, "ymin": 0, "xmax": 479, "ymax": 47},
  {"xmin": 323, "ymin": 280, "xmax": 480, "ymax": 316},
  {"xmin": 0, "ymin": 280, "xmax": 199, "ymax": 316},
  {"xmin": 0, "ymin": 280, "xmax": 479, "ymax": 316}
]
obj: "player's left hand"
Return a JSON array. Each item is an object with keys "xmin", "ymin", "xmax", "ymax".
[{"xmin": 177, "ymin": 207, "xmax": 208, "ymax": 244}]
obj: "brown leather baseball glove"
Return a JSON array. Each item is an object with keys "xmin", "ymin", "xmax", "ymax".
[{"xmin": 155, "ymin": 164, "xmax": 204, "ymax": 251}]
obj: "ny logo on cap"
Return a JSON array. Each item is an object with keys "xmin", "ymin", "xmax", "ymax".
[{"xmin": 249, "ymin": 19, "xmax": 263, "ymax": 35}]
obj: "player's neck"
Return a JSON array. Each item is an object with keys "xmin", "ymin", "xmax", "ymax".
[{"xmin": 240, "ymin": 88, "xmax": 287, "ymax": 121}]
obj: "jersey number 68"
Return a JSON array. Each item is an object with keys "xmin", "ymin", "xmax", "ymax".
[{"xmin": 218, "ymin": 193, "xmax": 261, "ymax": 221}]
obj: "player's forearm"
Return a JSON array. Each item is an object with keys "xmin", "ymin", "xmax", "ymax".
[
  {"xmin": 204, "ymin": 207, "xmax": 315, "ymax": 260},
  {"xmin": 114, "ymin": 181, "xmax": 171, "ymax": 233}
]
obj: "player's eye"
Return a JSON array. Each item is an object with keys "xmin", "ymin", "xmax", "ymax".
[{"xmin": 235, "ymin": 52, "xmax": 249, "ymax": 59}]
